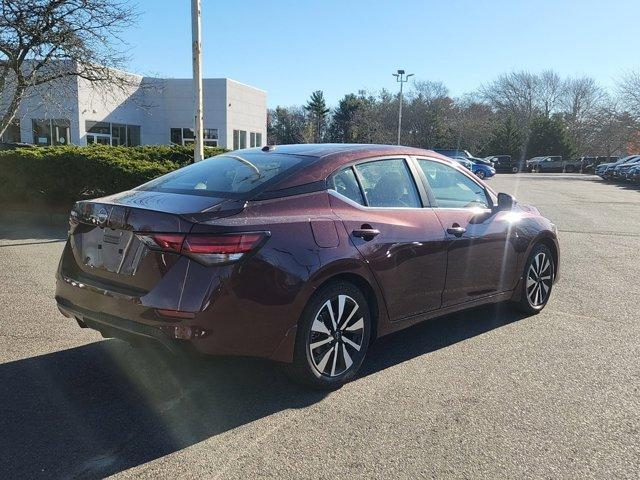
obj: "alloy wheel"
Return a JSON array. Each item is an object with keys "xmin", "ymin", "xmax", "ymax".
[
  {"xmin": 476, "ymin": 170, "xmax": 485, "ymax": 179},
  {"xmin": 526, "ymin": 252, "xmax": 553, "ymax": 307},
  {"xmin": 308, "ymin": 294, "xmax": 364, "ymax": 377}
]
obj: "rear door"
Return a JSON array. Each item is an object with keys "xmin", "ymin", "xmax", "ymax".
[
  {"xmin": 328, "ymin": 157, "xmax": 447, "ymax": 321},
  {"xmin": 413, "ymin": 157, "xmax": 519, "ymax": 307}
]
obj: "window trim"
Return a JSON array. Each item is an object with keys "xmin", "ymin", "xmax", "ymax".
[
  {"xmin": 411, "ymin": 156, "xmax": 494, "ymax": 210},
  {"xmin": 328, "ymin": 155, "xmax": 430, "ymax": 210}
]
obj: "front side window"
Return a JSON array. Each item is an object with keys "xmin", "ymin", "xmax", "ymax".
[
  {"xmin": 138, "ymin": 152, "xmax": 307, "ymax": 197},
  {"xmin": 418, "ymin": 159, "xmax": 489, "ymax": 209},
  {"xmin": 332, "ymin": 167, "xmax": 365, "ymax": 205},
  {"xmin": 354, "ymin": 158, "xmax": 421, "ymax": 208}
]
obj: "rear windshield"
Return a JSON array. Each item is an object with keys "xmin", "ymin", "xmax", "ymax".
[{"xmin": 137, "ymin": 152, "xmax": 307, "ymax": 198}]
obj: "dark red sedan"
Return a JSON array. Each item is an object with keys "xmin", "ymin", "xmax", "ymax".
[{"xmin": 55, "ymin": 144, "xmax": 559, "ymax": 389}]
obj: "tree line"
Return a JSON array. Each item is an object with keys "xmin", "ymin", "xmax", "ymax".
[{"xmin": 268, "ymin": 70, "xmax": 640, "ymax": 160}]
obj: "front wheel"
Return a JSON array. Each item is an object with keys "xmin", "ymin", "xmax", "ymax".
[
  {"xmin": 513, "ymin": 244, "xmax": 555, "ymax": 314},
  {"xmin": 476, "ymin": 170, "xmax": 486, "ymax": 179},
  {"xmin": 511, "ymin": 166, "xmax": 520, "ymax": 174},
  {"xmin": 284, "ymin": 281, "xmax": 371, "ymax": 389}
]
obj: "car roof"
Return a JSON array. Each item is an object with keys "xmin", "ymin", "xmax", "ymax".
[
  {"xmin": 250, "ymin": 143, "xmax": 430, "ymax": 158},
  {"xmin": 243, "ymin": 143, "xmax": 460, "ymax": 192}
]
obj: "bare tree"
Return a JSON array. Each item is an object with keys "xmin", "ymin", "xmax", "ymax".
[
  {"xmin": 404, "ymin": 80, "xmax": 452, "ymax": 148},
  {"xmin": 618, "ymin": 71, "xmax": 640, "ymax": 120},
  {"xmin": 0, "ymin": 0, "xmax": 138, "ymax": 137},
  {"xmin": 478, "ymin": 71, "xmax": 543, "ymax": 159},
  {"xmin": 589, "ymin": 99, "xmax": 638, "ymax": 157},
  {"xmin": 538, "ymin": 70, "xmax": 563, "ymax": 117},
  {"xmin": 560, "ymin": 76, "xmax": 605, "ymax": 153}
]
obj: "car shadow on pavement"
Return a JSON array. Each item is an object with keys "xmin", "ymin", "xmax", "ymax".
[{"xmin": 0, "ymin": 303, "xmax": 526, "ymax": 479}]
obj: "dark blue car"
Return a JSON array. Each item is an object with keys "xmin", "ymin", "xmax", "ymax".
[{"xmin": 471, "ymin": 162, "xmax": 496, "ymax": 179}]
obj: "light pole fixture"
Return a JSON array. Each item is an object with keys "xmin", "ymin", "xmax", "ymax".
[{"xmin": 392, "ymin": 69, "xmax": 413, "ymax": 145}]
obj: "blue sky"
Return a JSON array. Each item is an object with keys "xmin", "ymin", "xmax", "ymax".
[{"xmin": 122, "ymin": 0, "xmax": 639, "ymax": 108}]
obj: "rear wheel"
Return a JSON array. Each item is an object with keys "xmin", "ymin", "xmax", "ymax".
[
  {"xmin": 565, "ymin": 165, "xmax": 575, "ymax": 173},
  {"xmin": 284, "ymin": 281, "xmax": 371, "ymax": 389},
  {"xmin": 514, "ymin": 244, "xmax": 555, "ymax": 314}
]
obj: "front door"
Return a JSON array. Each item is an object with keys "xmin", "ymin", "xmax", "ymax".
[
  {"xmin": 87, "ymin": 133, "xmax": 111, "ymax": 145},
  {"xmin": 329, "ymin": 158, "xmax": 448, "ymax": 321},
  {"xmin": 415, "ymin": 158, "xmax": 519, "ymax": 307}
]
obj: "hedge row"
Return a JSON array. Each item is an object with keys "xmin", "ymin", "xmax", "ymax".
[{"xmin": 0, "ymin": 144, "xmax": 226, "ymax": 206}]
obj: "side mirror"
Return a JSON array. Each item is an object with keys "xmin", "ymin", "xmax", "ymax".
[{"xmin": 496, "ymin": 192, "xmax": 515, "ymax": 211}]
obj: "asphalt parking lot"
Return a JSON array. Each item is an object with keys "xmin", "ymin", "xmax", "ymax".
[{"xmin": 0, "ymin": 174, "xmax": 638, "ymax": 479}]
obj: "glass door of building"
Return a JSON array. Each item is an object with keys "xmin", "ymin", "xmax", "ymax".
[{"xmin": 86, "ymin": 133, "xmax": 111, "ymax": 145}]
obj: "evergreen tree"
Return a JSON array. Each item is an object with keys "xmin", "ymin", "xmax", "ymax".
[
  {"xmin": 329, "ymin": 94, "xmax": 362, "ymax": 142},
  {"xmin": 485, "ymin": 116, "xmax": 524, "ymax": 160},
  {"xmin": 526, "ymin": 115, "xmax": 577, "ymax": 159},
  {"xmin": 304, "ymin": 90, "xmax": 330, "ymax": 143}
]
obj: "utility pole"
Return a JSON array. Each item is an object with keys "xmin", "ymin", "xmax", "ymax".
[
  {"xmin": 191, "ymin": 0, "xmax": 204, "ymax": 162},
  {"xmin": 393, "ymin": 69, "xmax": 413, "ymax": 146}
]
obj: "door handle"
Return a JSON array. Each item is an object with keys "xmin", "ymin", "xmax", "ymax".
[
  {"xmin": 446, "ymin": 225, "xmax": 466, "ymax": 237},
  {"xmin": 352, "ymin": 228, "xmax": 380, "ymax": 240}
]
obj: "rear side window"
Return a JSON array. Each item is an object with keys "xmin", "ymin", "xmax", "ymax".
[
  {"xmin": 355, "ymin": 159, "xmax": 421, "ymax": 208},
  {"xmin": 418, "ymin": 159, "xmax": 489, "ymax": 209},
  {"xmin": 332, "ymin": 167, "xmax": 365, "ymax": 205},
  {"xmin": 138, "ymin": 153, "xmax": 306, "ymax": 197}
]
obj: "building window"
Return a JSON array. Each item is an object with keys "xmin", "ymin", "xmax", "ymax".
[
  {"xmin": 86, "ymin": 121, "xmax": 140, "ymax": 146},
  {"xmin": 1, "ymin": 120, "xmax": 20, "ymax": 143},
  {"xmin": 249, "ymin": 132, "xmax": 263, "ymax": 148},
  {"xmin": 233, "ymin": 129, "xmax": 247, "ymax": 150},
  {"xmin": 127, "ymin": 125, "xmax": 140, "ymax": 146},
  {"xmin": 170, "ymin": 127, "xmax": 218, "ymax": 146},
  {"xmin": 33, "ymin": 119, "xmax": 70, "ymax": 146}
]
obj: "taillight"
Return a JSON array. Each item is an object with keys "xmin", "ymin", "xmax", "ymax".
[
  {"xmin": 137, "ymin": 232, "xmax": 268, "ymax": 265},
  {"xmin": 150, "ymin": 234, "xmax": 185, "ymax": 253}
]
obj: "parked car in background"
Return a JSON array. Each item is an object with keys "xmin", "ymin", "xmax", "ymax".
[
  {"xmin": 435, "ymin": 148, "xmax": 494, "ymax": 167},
  {"xmin": 598, "ymin": 155, "xmax": 640, "ymax": 179},
  {"xmin": 612, "ymin": 157, "xmax": 640, "ymax": 180},
  {"xmin": 596, "ymin": 155, "xmax": 640, "ymax": 180},
  {"xmin": 54, "ymin": 144, "xmax": 559, "ymax": 389},
  {"xmin": 453, "ymin": 156, "xmax": 496, "ymax": 178},
  {"xmin": 626, "ymin": 164, "xmax": 640, "ymax": 182},
  {"xmin": 486, "ymin": 155, "xmax": 523, "ymax": 173},
  {"xmin": 579, "ymin": 156, "xmax": 619, "ymax": 173},
  {"xmin": 452, "ymin": 157, "xmax": 473, "ymax": 170},
  {"xmin": 471, "ymin": 162, "xmax": 496, "ymax": 179},
  {"xmin": 527, "ymin": 156, "xmax": 582, "ymax": 173}
]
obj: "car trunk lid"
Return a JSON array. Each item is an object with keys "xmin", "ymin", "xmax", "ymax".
[{"xmin": 64, "ymin": 190, "xmax": 245, "ymax": 291}]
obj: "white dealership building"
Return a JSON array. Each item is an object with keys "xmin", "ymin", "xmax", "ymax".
[{"xmin": 2, "ymin": 67, "xmax": 267, "ymax": 150}]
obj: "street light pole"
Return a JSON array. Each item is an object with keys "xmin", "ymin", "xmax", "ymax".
[
  {"xmin": 191, "ymin": 0, "xmax": 204, "ymax": 162},
  {"xmin": 393, "ymin": 69, "xmax": 413, "ymax": 146}
]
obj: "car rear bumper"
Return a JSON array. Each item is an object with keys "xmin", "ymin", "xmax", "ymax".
[{"xmin": 56, "ymin": 297, "xmax": 195, "ymax": 354}]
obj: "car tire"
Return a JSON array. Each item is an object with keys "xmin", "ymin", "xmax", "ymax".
[
  {"xmin": 283, "ymin": 281, "xmax": 371, "ymax": 390},
  {"xmin": 511, "ymin": 166, "xmax": 520, "ymax": 174},
  {"xmin": 513, "ymin": 243, "xmax": 555, "ymax": 314},
  {"xmin": 565, "ymin": 165, "xmax": 575, "ymax": 173},
  {"xmin": 476, "ymin": 170, "xmax": 486, "ymax": 179}
]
